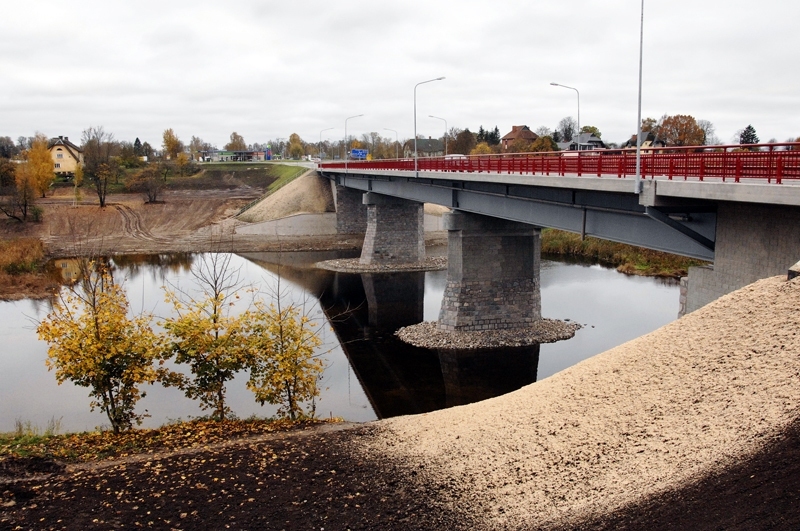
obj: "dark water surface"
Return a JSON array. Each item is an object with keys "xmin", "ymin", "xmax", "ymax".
[{"xmin": 0, "ymin": 251, "xmax": 678, "ymax": 432}]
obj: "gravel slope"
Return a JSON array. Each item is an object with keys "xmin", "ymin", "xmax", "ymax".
[{"xmin": 361, "ymin": 275, "xmax": 800, "ymax": 529}]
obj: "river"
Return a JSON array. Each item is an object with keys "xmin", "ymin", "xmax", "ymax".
[{"xmin": 0, "ymin": 251, "xmax": 679, "ymax": 433}]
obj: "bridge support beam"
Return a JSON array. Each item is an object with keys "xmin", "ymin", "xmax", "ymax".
[
  {"xmin": 359, "ymin": 193, "xmax": 425, "ymax": 265},
  {"xmin": 334, "ymin": 184, "xmax": 368, "ymax": 234},
  {"xmin": 438, "ymin": 211, "xmax": 541, "ymax": 331}
]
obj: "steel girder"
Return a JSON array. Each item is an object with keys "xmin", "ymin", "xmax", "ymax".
[{"xmin": 324, "ymin": 171, "xmax": 716, "ymax": 261}]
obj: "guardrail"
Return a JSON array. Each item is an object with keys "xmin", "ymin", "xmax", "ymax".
[{"xmin": 318, "ymin": 142, "xmax": 800, "ymax": 184}]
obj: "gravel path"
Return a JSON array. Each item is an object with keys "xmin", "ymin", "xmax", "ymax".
[{"xmin": 360, "ymin": 275, "xmax": 800, "ymax": 529}]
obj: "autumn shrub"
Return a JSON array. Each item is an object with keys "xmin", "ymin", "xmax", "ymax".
[
  {"xmin": 245, "ymin": 298, "xmax": 324, "ymax": 420},
  {"xmin": 37, "ymin": 261, "xmax": 162, "ymax": 434},
  {"xmin": 160, "ymin": 253, "xmax": 327, "ymax": 422},
  {"xmin": 0, "ymin": 238, "xmax": 45, "ymax": 274}
]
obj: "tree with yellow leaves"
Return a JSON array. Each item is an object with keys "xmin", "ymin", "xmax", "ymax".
[
  {"xmin": 245, "ymin": 294, "xmax": 324, "ymax": 420},
  {"xmin": 37, "ymin": 261, "xmax": 161, "ymax": 433},
  {"xmin": 25, "ymin": 134, "xmax": 55, "ymax": 197},
  {"xmin": 162, "ymin": 128, "xmax": 184, "ymax": 160},
  {"xmin": 470, "ymin": 142, "xmax": 493, "ymax": 155},
  {"xmin": 160, "ymin": 253, "xmax": 250, "ymax": 421}
]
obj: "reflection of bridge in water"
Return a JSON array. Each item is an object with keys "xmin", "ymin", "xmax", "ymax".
[{"xmin": 240, "ymin": 252, "xmax": 539, "ymax": 419}]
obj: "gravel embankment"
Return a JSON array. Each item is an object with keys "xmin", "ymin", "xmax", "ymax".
[{"xmin": 360, "ymin": 275, "xmax": 800, "ymax": 529}]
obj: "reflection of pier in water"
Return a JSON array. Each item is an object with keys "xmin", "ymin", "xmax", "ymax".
[{"xmin": 239, "ymin": 252, "xmax": 540, "ymax": 419}]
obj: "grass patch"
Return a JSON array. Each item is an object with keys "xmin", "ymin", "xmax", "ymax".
[
  {"xmin": 0, "ymin": 238, "xmax": 46, "ymax": 274},
  {"xmin": 266, "ymin": 165, "xmax": 308, "ymax": 193},
  {"xmin": 166, "ymin": 163, "xmax": 305, "ymax": 191},
  {"xmin": 541, "ymin": 228, "xmax": 708, "ymax": 278},
  {"xmin": 0, "ymin": 417, "xmax": 341, "ymax": 463}
]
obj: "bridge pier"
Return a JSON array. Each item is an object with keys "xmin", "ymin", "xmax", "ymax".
[
  {"xmin": 359, "ymin": 192, "xmax": 425, "ymax": 265},
  {"xmin": 438, "ymin": 211, "xmax": 541, "ymax": 331},
  {"xmin": 334, "ymin": 184, "xmax": 368, "ymax": 234}
]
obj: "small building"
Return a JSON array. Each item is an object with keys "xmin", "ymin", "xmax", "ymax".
[
  {"xmin": 48, "ymin": 136, "xmax": 83, "ymax": 176},
  {"xmin": 620, "ymin": 132, "xmax": 667, "ymax": 151},
  {"xmin": 403, "ymin": 138, "xmax": 444, "ymax": 158},
  {"xmin": 557, "ymin": 132, "xmax": 607, "ymax": 151},
  {"xmin": 501, "ymin": 125, "xmax": 539, "ymax": 151},
  {"xmin": 199, "ymin": 150, "xmax": 268, "ymax": 162}
]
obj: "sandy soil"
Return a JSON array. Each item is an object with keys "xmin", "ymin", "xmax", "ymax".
[
  {"xmin": 3, "ymin": 186, "xmax": 360, "ymax": 258},
  {"xmin": 237, "ymin": 171, "xmax": 335, "ymax": 223},
  {"xmin": 360, "ymin": 274, "xmax": 800, "ymax": 529}
]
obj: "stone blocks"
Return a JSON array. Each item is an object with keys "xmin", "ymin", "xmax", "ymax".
[
  {"xmin": 438, "ymin": 211, "xmax": 541, "ymax": 331},
  {"xmin": 359, "ymin": 193, "xmax": 425, "ymax": 265}
]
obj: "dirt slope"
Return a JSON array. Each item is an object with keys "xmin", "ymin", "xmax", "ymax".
[{"xmin": 237, "ymin": 171, "xmax": 335, "ymax": 223}]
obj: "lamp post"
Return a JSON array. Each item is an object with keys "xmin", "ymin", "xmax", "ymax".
[
  {"xmin": 384, "ymin": 128, "xmax": 399, "ymax": 159},
  {"xmin": 319, "ymin": 127, "xmax": 333, "ymax": 161},
  {"xmin": 414, "ymin": 77, "xmax": 445, "ymax": 177},
  {"xmin": 429, "ymin": 115, "xmax": 447, "ymax": 156},
  {"xmin": 634, "ymin": 0, "xmax": 645, "ymax": 194},
  {"xmin": 344, "ymin": 114, "xmax": 364, "ymax": 174},
  {"xmin": 550, "ymin": 82, "xmax": 580, "ymax": 150}
]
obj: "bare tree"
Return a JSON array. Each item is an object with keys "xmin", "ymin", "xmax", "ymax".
[
  {"xmin": 82, "ymin": 126, "xmax": 120, "ymax": 207},
  {"xmin": 697, "ymin": 119, "xmax": 720, "ymax": 146},
  {"xmin": 557, "ymin": 117, "xmax": 577, "ymax": 142}
]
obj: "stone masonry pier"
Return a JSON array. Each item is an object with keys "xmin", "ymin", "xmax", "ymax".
[
  {"xmin": 359, "ymin": 192, "xmax": 425, "ymax": 266},
  {"xmin": 438, "ymin": 211, "xmax": 541, "ymax": 331},
  {"xmin": 334, "ymin": 184, "xmax": 368, "ymax": 235}
]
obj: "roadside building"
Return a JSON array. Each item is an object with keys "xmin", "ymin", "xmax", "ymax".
[
  {"xmin": 620, "ymin": 132, "xmax": 667, "ymax": 152},
  {"xmin": 501, "ymin": 125, "xmax": 539, "ymax": 151},
  {"xmin": 48, "ymin": 136, "xmax": 83, "ymax": 177},
  {"xmin": 557, "ymin": 132, "xmax": 607, "ymax": 151},
  {"xmin": 198, "ymin": 150, "xmax": 268, "ymax": 162},
  {"xmin": 403, "ymin": 137, "xmax": 444, "ymax": 158}
]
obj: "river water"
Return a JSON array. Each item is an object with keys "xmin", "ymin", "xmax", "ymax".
[{"xmin": 0, "ymin": 251, "xmax": 679, "ymax": 433}]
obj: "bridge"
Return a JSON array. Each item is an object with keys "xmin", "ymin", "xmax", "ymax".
[{"xmin": 317, "ymin": 143, "xmax": 800, "ymax": 325}]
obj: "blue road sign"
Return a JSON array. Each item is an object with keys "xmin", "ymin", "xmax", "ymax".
[{"xmin": 350, "ymin": 149, "xmax": 368, "ymax": 159}]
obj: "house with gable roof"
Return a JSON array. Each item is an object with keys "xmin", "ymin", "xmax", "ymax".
[
  {"xmin": 557, "ymin": 132, "xmax": 607, "ymax": 151},
  {"xmin": 48, "ymin": 136, "xmax": 84, "ymax": 176},
  {"xmin": 403, "ymin": 137, "xmax": 444, "ymax": 158},
  {"xmin": 501, "ymin": 125, "xmax": 539, "ymax": 151}
]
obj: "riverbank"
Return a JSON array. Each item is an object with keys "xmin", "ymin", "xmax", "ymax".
[{"xmin": 2, "ymin": 274, "xmax": 798, "ymax": 529}]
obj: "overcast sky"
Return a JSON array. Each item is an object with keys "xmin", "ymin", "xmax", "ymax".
[{"xmin": 2, "ymin": 0, "xmax": 798, "ymax": 149}]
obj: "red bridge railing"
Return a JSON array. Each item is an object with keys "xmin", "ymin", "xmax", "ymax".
[{"xmin": 319, "ymin": 142, "xmax": 800, "ymax": 184}]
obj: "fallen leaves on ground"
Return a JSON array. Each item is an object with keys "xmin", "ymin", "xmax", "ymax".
[{"xmin": 0, "ymin": 418, "xmax": 339, "ymax": 465}]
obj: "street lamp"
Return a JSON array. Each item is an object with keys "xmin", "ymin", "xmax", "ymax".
[
  {"xmin": 429, "ymin": 115, "xmax": 447, "ymax": 156},
  {"xmin": 414, "ymin": 77, "xmax": 445, "ymax": 176},
  {"xmin": 319, "ymin": 127, "xmax": 333, "ymax": 161},
  {"xmin": 635, "ymin": 0, "xmax": 645, "ymax": 194},
  {"xmin": 344, "ymin": 114, "xmax": 364, "ymax": 174},
  {"xmin": 384, "ymin": 128, "xmax": 399, "ymax": 159},
  {"xmin": 550, "ymin": 82, "xmax": 580, "ymax": 150}
]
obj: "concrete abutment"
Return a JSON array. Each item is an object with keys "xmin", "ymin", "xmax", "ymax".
[{"xmin": 683, "ymin": 202, "xmax": 800, "ymax": 315}]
